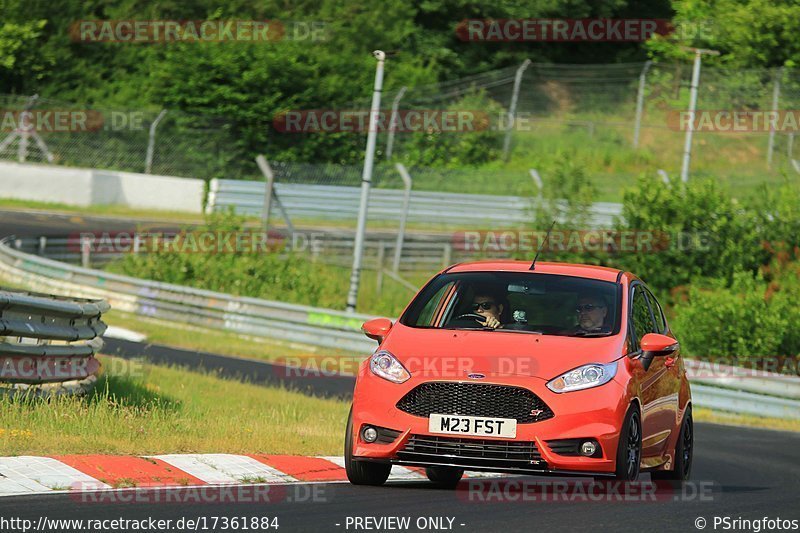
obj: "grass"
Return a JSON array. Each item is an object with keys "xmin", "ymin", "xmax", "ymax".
[
  {"xmin": 694, "ymin": 407, "xmax": 800, "ymax": 434},
  {"xmin": 0, "ymin": 198, "xmax": 204, "ymax": 224},
  {"xmin": 0, "ymin": 355, "xmax": 350, "ymax": 456}
]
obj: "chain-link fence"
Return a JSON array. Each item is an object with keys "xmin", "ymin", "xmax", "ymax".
[{"xmin": 2, "ymin": 60, "xmax": 798, "ymax": 201}]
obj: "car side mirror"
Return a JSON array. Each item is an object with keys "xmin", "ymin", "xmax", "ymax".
[
  {"xmin": 639, "ymin": 333, "xmax": 679, "ymax": 371},
  {"xmin": 362, "ymin": 318, "xmax": 393, "ymax": 343}
]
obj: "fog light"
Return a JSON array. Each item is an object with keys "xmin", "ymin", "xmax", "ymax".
[
  {"xmin": 362, "ymin": 426, "xmax": 378, "ymax": 443},
  {"xmin": 580, "ymin": 441, "xmax": 598, "ymax": 457}
]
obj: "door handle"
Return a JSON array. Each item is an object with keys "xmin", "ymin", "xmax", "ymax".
[{"xmin": 665, "ymin": 357, "xmax": 676, "ymax": 368}]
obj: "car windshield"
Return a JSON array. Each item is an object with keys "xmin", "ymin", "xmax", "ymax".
[{"xmin": 400, "ymin": 271, "xmax": 621, "ymax": 337}]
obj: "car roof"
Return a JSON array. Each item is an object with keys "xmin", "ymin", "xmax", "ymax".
[{"xmin": 446, "ymin": 260, "xmax": 623, "ymax": 283}]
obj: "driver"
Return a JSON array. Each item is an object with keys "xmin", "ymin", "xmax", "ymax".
[
  {"xmin": 574, "ymin": 293, "xmax": 609, "ymax": 333},
  {"xmin": 470, "ymin": 287, "xmax": 506, "ymax": 330}
]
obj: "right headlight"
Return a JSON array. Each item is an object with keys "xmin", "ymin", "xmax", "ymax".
[
  {"xmin": 546, "ymin": 362, "xmax": 617, "ymax": 393},
  {"xmin": 369, "ymin": 350, "xmax": 410, "ymax": 384}
]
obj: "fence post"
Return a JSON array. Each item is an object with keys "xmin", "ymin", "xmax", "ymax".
[
  {"xmin": 256, "ymin": 155, "xmax": 275, "ymax": 231},
  {"xmin": 680, "ymin": 48, "xmax": 719, "ymax": 183},
  {"xmin": 385, "ymin": 86, "xmax": 407, "ymax": 160},
  {"xmin": 145, "ymin": 109, "xmax": 167, "ymax": 174},
  {"xmin": 80, "ymin": 235, "xmax": 91, "ymax": 268},
  {"xmin": 38, "ymin": 236, "xmax": 47, "ymax": 256},
  {"xmin": 442, "ymin": 242, "xmax": 452, "ymax": 268},
  {"xmin": 767, "ymin": 67, "xmax": 784, "ymax": 168},
  {"xmin": 502, "ymin": 59, "xmax": 532, "ymax": 161},
  {"xmin": 657, "ymin": 169, "xmax": 670, "ymax": 184},
  {"xmin": 376, "ymin": 241, "xmax": 385, "ymax": 295},
  {"xmin": 633, "ymin": 61, "xmax": 652, "ymax": 149},
  {"xmin": 346, "ymin": 50, "xmax": 385, "ymax": 313},
  {"xmin": 392, "ymin": 163, "xmax": 413, "ymax": 274}
]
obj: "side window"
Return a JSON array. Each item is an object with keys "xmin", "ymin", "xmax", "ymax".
[
  {"xmin": 415, "ymin": 282, "xmax": 454, "ymax": 326},
  {"xmin": 645, "ymin": 288, "xmax": 667, "ymax": 333},
  {"xmin": 631, "ymin": 286, "xmax": 656, "ymax": 348}
]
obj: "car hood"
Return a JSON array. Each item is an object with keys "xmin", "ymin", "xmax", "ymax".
[{"xmin": 381, "ymin": 323, "xmax": 625, "ymax": 380}]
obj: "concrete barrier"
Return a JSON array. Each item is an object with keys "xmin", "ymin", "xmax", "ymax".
[{"xmin": 0, "ymin": 161, "xmax": 204, "ymax": 213}]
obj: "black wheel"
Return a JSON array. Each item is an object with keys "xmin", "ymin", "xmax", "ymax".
[
  {"xmin": 425, "ymin": 466, "xmax": 464, "ymax": 489},
  {"xmin": 652, "ymin": 407, "xmax": 693, "ymax": 481},
  {"xmin": 614, "ymin": 406, "xmax": 642, "ymax": 481},
  {"xmin": 344, "ymin": 408, "xmax": 391, "ymax": 486}
]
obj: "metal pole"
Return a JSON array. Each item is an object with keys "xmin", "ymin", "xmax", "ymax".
[
  {"xmin": 346, "ymin": 50, "xmax": 386, "ymax": 313},
  {"xmin": 256, "ymin": 155, "xmax": 275, "ymax": 232},
  {"xmin": 145, "ymin": 109, "xmax": 167, "ymax": 174},
  {"xmin": 392, "ymin": 163, "xmax": 412, "ymax": 274},
  {"xmin": 767, "ymin": 67, "xmax": 783, "ymax": 168},
  {"xmin": 633, "ymin": 61, "xmax": 652, "ymax": 149},
  {"xmin": 385, "ymin": 86, "xmax": 407, "ymax": 160},
  {"xmin": 680, "ymin": 48, "xmax": 719, "ymax": 183},
  {"xmin": 502, "ymin": 59, "xmax": 532, "ymax": 161}
]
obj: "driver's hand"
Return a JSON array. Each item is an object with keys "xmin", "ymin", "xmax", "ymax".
[{"xmin": 482, "ymin": 316, "xmax": 501, "ymax": 329}]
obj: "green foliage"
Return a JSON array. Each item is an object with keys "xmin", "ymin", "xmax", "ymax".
[
  {"xmin": 393, "ymin": 91, "xmax": 505, "ymax": 167},
  {"xmin": 611, "ymin": 176, "xmax": 762, "ymax": 294},
  {"xmin": 671, "ymin": 272, "xmax": 788, "ymax": 359},
  {"xmin": 645, "ymin": 0, "xmax": 800, "ymax": 68}
]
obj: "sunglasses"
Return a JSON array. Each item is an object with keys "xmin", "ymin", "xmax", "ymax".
[
  {"xmin": 576, "ymin": 304, "xmax": 605, "ymax": 313},
  {"xmin": 472, "ymin": 302, "xmax": 496, "ymax": 311}
]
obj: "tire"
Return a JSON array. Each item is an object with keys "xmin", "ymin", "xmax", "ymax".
[
  {"xmin": 614, "ymin": 406, "xmax": 642, "ymax": 481},
  {"xmin": 344, "ymin": 408, "xmax": 391, "ymax": 486},
  {"xmin": 652, "ymin": 407, "xmax": 693, "ymax": 482},
  {"xmin": 425, "ymin": 466, "xmax": 464, "ymax": 489}
]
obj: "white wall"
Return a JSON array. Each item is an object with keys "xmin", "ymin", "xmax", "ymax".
[{"xmin": 0, "ymin": 161, "xmax": 204, "ymax": 213}]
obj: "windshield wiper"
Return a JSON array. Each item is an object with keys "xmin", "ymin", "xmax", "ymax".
[{"xmin": 567, "ymin": 331, "xmax": 612, "ymax": 337}]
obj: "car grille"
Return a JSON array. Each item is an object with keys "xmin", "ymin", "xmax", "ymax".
[
  {"xmin": 396, "ymin": 382, "xmax": 554, "ymax": 423},
  {"xmin": 396, "ymin": 435, "xmax": 547, "ymax": 471}
]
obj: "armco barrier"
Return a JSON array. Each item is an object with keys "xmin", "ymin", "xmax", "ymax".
[
  {"xmin": 2, "ymin": 237, "xmax": 799, "ymax": 418},
  {"xmin": 0, "ymin": 288, "xmax": 108, "ymax": 396},
  {"xmin": 206, "ymin": 180, "xmax": 623, "ymax": 228},
  {"xmin": 0, "ymin": 238, "xmax": 375, "ymax": 354}
]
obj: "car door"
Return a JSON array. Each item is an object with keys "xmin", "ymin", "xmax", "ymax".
[{"xmin": 629, "ymin": 283, "xmax": 678, "ymax": 463}]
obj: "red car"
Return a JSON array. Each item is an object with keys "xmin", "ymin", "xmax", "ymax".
[{"xmin": 345, "ymin": 261, "xmax": 692, "ymax": 487}]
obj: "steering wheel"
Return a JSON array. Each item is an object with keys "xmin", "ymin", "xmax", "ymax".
[{"xmin": 454, "ymin": 313, "xmax": 487, "ymax": 324}]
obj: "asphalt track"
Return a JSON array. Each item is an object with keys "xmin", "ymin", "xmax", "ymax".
[
  {"xmin": 0, "ymin": 423, "xmax": 798, "ymax": 533},
  {"xmin": 2, "ymin": 209, "xmax": 800, "ymax": 532}
]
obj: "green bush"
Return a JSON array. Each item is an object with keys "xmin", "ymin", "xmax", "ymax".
[
  {"xmin": 611, "ymin": 176, "xmax": 762, "ymax": 295},
  {"xmin": 671, "ymin": 272, "xmax": 788, "ymax": 360},
  {"xmin": 394, "ymin": 90, "xmax": 505, "ymax": 167}
]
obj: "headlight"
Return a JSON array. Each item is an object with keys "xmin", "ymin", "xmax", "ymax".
[
  {"xmin": 546, "ymin": 362, "xmax": 617, "ymax": 393},
  {"xmin": 369, "ymin": 350, "xmax": 410, "ymax": 383}
]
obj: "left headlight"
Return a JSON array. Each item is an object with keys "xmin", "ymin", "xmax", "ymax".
[
  {"xmin": 546, "ymin": 362, "xmax": 617, "ymax": 393},
  {"xmin": 369, "ymin": 350, "xmax": 411, "ymax": 383}
]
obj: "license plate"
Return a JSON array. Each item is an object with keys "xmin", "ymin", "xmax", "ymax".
[{"xmin": 429, "ymin": 413, "xmax": 517, "ymax": 438}]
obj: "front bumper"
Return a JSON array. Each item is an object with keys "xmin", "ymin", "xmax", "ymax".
[{"xmin": 351, "ymin": 371, "xmax": 629, "ymax": 475}]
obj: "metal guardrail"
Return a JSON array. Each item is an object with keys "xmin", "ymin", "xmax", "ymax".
[
  {"xmin": 0, "ymin": 287, "xmax": 108, "ymax": 395},
  {"xmin": 691, "ymin": 383, "xmax": 800, "ymax": 420},
  {"xmin": 2, "ymin": 237, "xmax": 799, "ymax": 418},
  {"xmin": 206, "ymin": 180, "xmax": 623, "ymax": 228},
  {"xmin": 0, "ymin": 238, "xmax": 376, "ymax": 354}
]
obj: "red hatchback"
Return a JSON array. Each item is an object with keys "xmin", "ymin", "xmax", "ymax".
[{"xmin": 345, "ymin": 261, "xmax": 692, "ymax": 487}]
